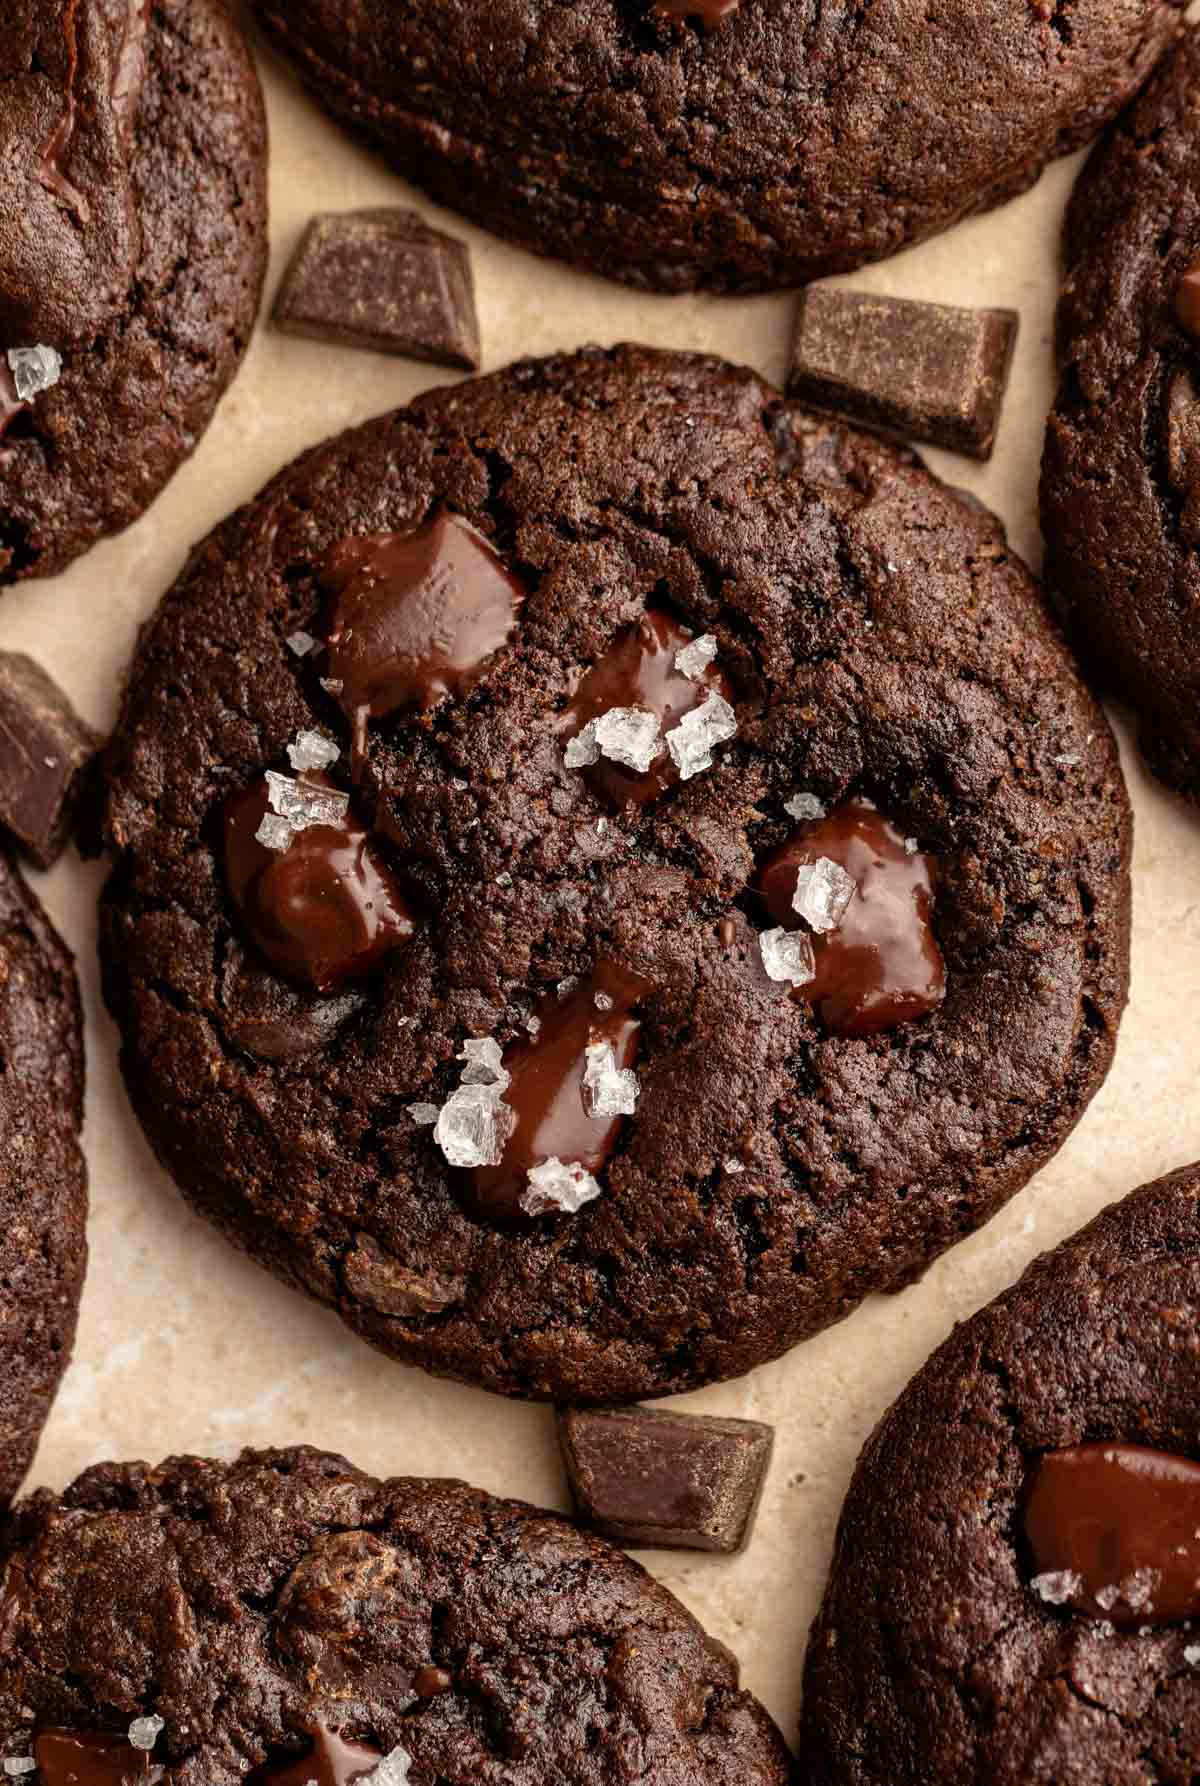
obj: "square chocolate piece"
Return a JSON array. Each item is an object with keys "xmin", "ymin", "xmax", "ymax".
[
  {"xmin": 788, "ymin": 288, "xmax": 1019, "ymax": 460},
  {"xmin": 558, "ymin": 1405, "xmax": 774, "ymax": 1554},
  {"xmin": 0, "ymin": 653, "xmax": 99, "ymax": 870},
  {"xmin": 274, "ymin": 209, "xmax": 481, "ymax": 370}
]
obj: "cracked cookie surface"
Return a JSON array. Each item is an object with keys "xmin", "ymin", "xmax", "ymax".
[
  {"xmin": 0, "ymin": 854, "xmax": 87, "ymax": 1507},
  {"xmin": 0, "ymin": 0, "xmax": 268, "ymax": 588},
  {"xmin": 0, "ymin": 1444, "xmax": 792, "ymax": 1785},
  {"xmin": 99, "ymin": 345, "xmax": 1132, "ymax": 1404},
  {"xmin": 1043, "ymin": 27, "xmax": 1200, "ymax": 806},
  {"xmin": 799, "ymin": 1165, "xmax": 1200, "ymax": 1785},
  {"xmin": 250, "ymin": 0, "xmax": 1183, "ymax": 294}
]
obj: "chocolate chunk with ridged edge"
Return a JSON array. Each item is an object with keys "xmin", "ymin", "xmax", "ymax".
[
  {"xmin": 559, "ymin": 1405, "xmax": 774, "ymax": 1553},
  {"xmin": 0, "ymin": 653, "xmax": 99, "ymax": 869},
  {"xmin": 274, "ymin": 210, "xmax": 481, "ymax": 369},
  {"xmin": 789, "ymin": 288, "xmax": 1019, "ymax": 460}
]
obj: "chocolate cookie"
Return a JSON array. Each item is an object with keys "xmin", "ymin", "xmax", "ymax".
[
  {"xmin": 1042, "ymin": 27, "xmax": 1200, "ymax": 805},
  {"xmin": 0, "ymin": 1444, "xmax": 792, "ymax": 1785},
  {"xmin": 800, "ymin": 1165, "xmax": 1200, "ymax": 1785},
  {"xmin": 0, "ymin": 0, "xmax": 268, "ymax": 588},
  {"xmin": 98, "ymin": 344, "xmax": 1131, "ymax": 1404},
  {"xmin": 0, "ymin": 853, "xmax": 87, "ymax": 1506},
  {"xmin": 249, "ymin": 0, "xmax": 1182, "ymax": 295}
]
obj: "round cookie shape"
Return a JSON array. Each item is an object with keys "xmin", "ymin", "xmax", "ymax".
[
  {"xmin": 0, "ymin": 1445, "xmax": 793, "ymax": 1786},
  {"xmin": 0, "ymin": 0, "xmax": 268, "ymax": 589},
  {"xmin": 249, "ymin": 0, "xmax": 1182, "ymax": 295},
  {"xmin": 0, "ymin": 853, "xmax": 88, "ymax": 1507},
  {"xmin": 1042, "ymin": 28, "xmax": 1200, "ymax": 805},
  {"xmin": 98, "ymin": 345, "xmax": 1132, "ymax": 1404},
  {"xmin": 800, "ymin": 1166, "xmax": 1200, "ymax": 1784}
]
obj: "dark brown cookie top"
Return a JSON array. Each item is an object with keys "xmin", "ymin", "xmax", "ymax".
[
  {"xmin": 799, "ymin": 1166, "xmax": 1200, "ymax": 1785},
  {"xmin": 0, "ymin": 0, "xmax": 147, "ymax": 349},
  {"xmin": 99, "ymin": 345, "xmax": 1131, "ymax": 1405},
  {"xmin": 0, "ymin": 0, "xmax": 267, "ymax": 589},
  {"xmin": 250, "ymin": 0, "xmax": 1182, "ymax": 294},
  {"xmin": 0, "ymin": 853, "xmax": 87, "ymax": 1509},
  {"xmin": 1042, "ymin": 27, "xmax": 1200, "ymax": 803},
  {"xmin": 0, "ymin": 1445, "xmax": 792, "ymax": 1786}
]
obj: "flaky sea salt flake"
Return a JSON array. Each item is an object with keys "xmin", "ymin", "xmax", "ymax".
[
  {"xmin": 128, "ymin": 1717, "xmax": 165, "ymax": 1752},
  {"xmin": 665, "ymin": 692, "xmax": 737, "ymax": 781},
  {"xmin": 3, "ymin": 1761, "xmax": 36, "ymax": 1778},
  {"xmin": 724, "ymin": 1158, "xmax": 746, "ymax": 1175},
  {"xmin": 1032, "ymin": 1570, "xmax": 1082, "ymax": 1606},
  {"xmin": 521, "ymin": 1157, "xmax": 604, "ymax": 1217},
  {"xmin": 8, "ymin": 344, "xmax": 62, "ymax": 401},
  {"xmin": 287, "ymin": 729, "xmax": 340, "ymax": 772},
  {"xmin": 255, "ymin": 812, "xmax": 295, "ymax": 853},
  {"xmin": 793, "ymin": 857, "xmax": 856, "ymax": 934},
  {"xmin": 408, "ymin": 1103, "xmax": 440, "ymax": 1126},
  {"xmin": 286, "ymin": 630, "xmax": 316, "ymax": 658},
  {"xmin": 594, "ymin": 991, "xmax": 614, "ymax": 1012},
  {"xmin": 364, "ymin": 1746, "xmax": 413, "ymax": 1786},
  {"xmin": 784, "ymin": 792, "xmax": 825, "ymax": 823},
  {"xmin": 458, "ymin": 1036, "xmax": 510, "ymax": 1089},
  {"xmin": 434, "ymin": 1083, "xmax": 514, "ymax": 1169},
  {"xmin": 583, "ymin": 1041, "xmax": 640, "ymax": 1118},
  {"xmin": 265, "ymin": 770, "xmax": 349, "ymax": 833},
  {"xmin": 760, "ymin": 926, "xmax": 816, "ymax": 989},
  {"xmin": 1185, "ymin": 1644, "xmax": 1200, "ymax": 1665},
  {"xmin": 592, "ymin": 706, "xmax": 663, "ymax": 773},
  {"xmin": 564, "ymin": 720, "xmax": 602, "ymax": 769},
  {"xmin": 674, "ymin": 634, "xmax": 719, "ymax": 680}
]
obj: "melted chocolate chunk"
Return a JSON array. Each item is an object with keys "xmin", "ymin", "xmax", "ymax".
[
  {"xmin": 653, "ymin": 0, "xmax": 741, "ymax": 27},
  {"xmin": 322, "ymin": 513, "xmax": 525, "ymax": 756},
  {"xmin": 0, "ymin": 650, "xmax": 100, "ymax": 869},
  {"xmin": 35, "ymin": 1733, "xmax": 163, "ymax": 1786},
  {"xmin": 1176, "ymin": 259, "xmax": 1200, "ymax": 340},
  {"xmin": 758, "ymin": 798, "xmax": 946, "ymax": 1037},
  {"xmin": 414, "ymin": 1664, "xmax": 454, "ymax": 1697},
  {"xmin": 469, "ymin": 961, "xmax": 651, "ymax": 1221},
  {"xmin": 559, "ymin": 612, "xmax": 732, "ymax": 808},
  {"xmin": 111, "ymin": 1, "xmax": 152, "ymax": 143},
  {"xmin": 223, "ymin": 773, "xmax": 414, "ymax": 994},
  {"xmin": 248, "ymin": 1724, "xmax": 381, "ymax": 1786},
  {"xmin": 1025, "ymin": 1442, "xmax": 1200, "ymax": 1626}
]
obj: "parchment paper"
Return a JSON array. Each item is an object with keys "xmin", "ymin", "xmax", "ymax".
[{"xmin": 6, "ymin": 16, "xmax": 1200, "ymax": 1748}]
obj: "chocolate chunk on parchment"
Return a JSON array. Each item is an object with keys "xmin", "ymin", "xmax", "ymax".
[
  {"xmin": 0, "ymin": 652, "xmax": 99, "ymax": 869},
  {"xmin": 558, "ymin": 1405, "xmax": 774, "ymax": 1554},
  {"xmin": 788, "ymin": 288, "xmax": 1019, "ymax": 461},
  {"xmin": 274, "ymin": 209, "xmax": 481, "ymax": 369}
]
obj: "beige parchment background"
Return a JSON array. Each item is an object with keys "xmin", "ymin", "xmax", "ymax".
[{"xmin": 3, "ymin": 14, "xmax": 1199, "ymax": 1753}]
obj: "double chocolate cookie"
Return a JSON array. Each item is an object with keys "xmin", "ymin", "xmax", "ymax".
[
  {"xmin": 0, "ymin": 1445, "xmax": 792, "ymax": 1785},
  {"xmin": 0, "ymin": 0, "xmax": 268, "ymax": 587},
  {"xmin": 1042, "ymin": 27, "xmax": 1200, "ymax": 805},
  {"xmin": 800, "ymin": 1165, "xmax": 1200, "ymax": 1784},
  {"xmin": 250, "ymin": 0, "xmax": 1182, "ymax": 294},
  {"xmin": 0, "ymin": 854, "xmax": 87, "ymax": 1506},
  {"xmin": 99, "ymin": 345, "xmax": 1131, "ymax": 1404}
]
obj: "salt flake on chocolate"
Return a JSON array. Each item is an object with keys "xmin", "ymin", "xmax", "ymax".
[
  {"xmin": 665, "ymin": 692, "xmax": 737, "ymax": 781},
  {"xmin": 793, "ymin": 857, "xmax": 856, "ymax": 934},
  {"xmin": 434, "ymin": 1083, "xmax": 515, "ymax": 1169},
  {"xmin": 458, "ymin": 1036, "xmax": 509, "ymax": 1089},
  {"xmin": 564, "ymin": 722, "xmax": 602, "ymax": 769},
  {"xmin": 784, "ymin": 792, "xmax": 825, "ymax": 823},
  {"xmin": 408, "ymin": 1102, "xmax": 440, "ymax": 1126},
  {"xmin": 8, "ymin": 344, "xmax": 63, "ymax": 401},
  {"xmin": 583, "ymin": 1040, "xmax": 640, "ymax": 1118},
  {"xmin": 365, "ymin": 1747, "xmax": 413, "ymax": 1786},
  {"xmin": 521, "ymin": 1156, "xmax": 603, "ymax": 1217},
  {"xmin": 255, "ymin": 813, "xmax": 296, "ymax": 853},
  {"xmin": 674, "ymin": 634, "xmax": 719, "ymax": 680},
  {"xmin": 2, "ymin": 1762, "xmax": 36, "ymax": 1778},
  {"xmin": 1032, "ymin": 1570, "xmax": 1083, "ymax": 1606},
  {"xmin": 287, "ymin": 729, "xmax": 340, "ymax": 772},
  {"xmin": 128, "ymin": 1717, "xmax": 165, "ymax": 1752},
  {"xmin": 592, "ymin": 707, "xmax": 664, "ymax": 773},
  {"xmin": 286, "ymin": 630, "xmax": 317, "ymax": 658},
  {"xmin": 264, "ymin": 770, "xmax": 349, "ymax": 833},
  {"xmin": 760, "ymin": 926, "xmax": 816, "ymax": 989}
]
